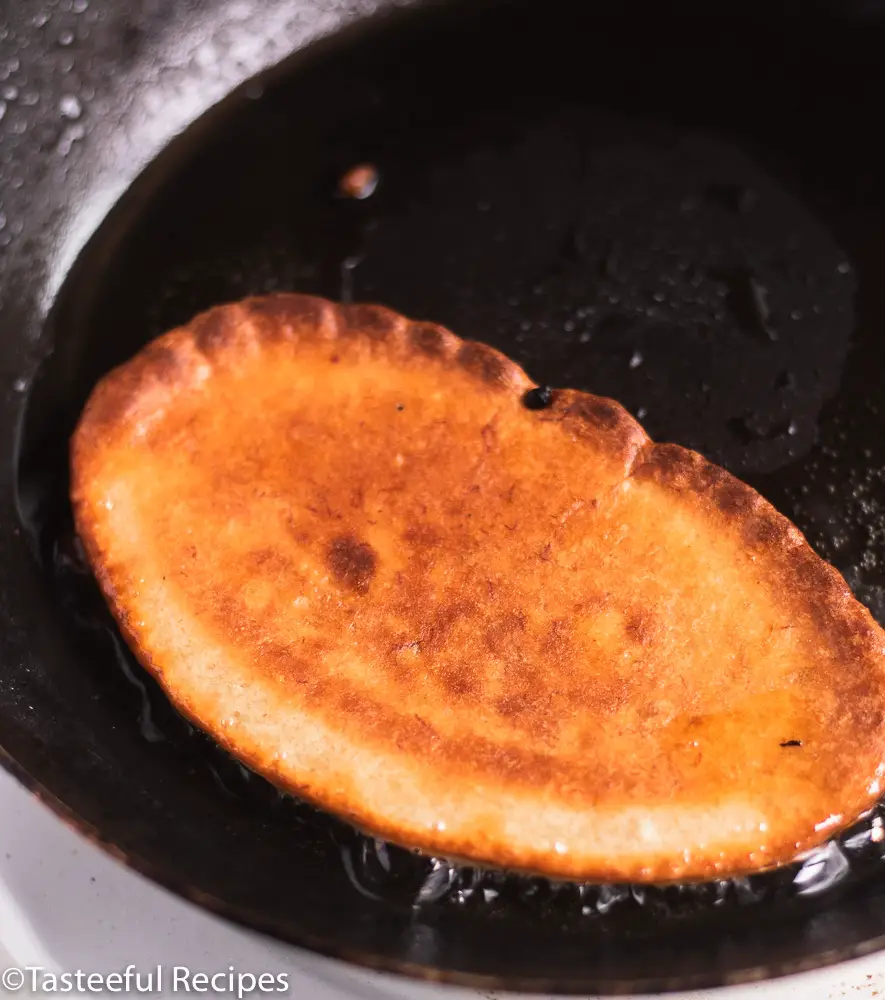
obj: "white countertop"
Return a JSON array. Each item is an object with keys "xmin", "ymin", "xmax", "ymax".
[{"xmin": 2, "ymin": 766, "xmax": 884, "ymax": 1000}]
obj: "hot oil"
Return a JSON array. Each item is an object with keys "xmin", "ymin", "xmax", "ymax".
[{"xmin": 18, "ymin": 0, "xmax": 885, "ymax": 952}]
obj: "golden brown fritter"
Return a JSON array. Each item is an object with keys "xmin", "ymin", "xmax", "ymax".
[{"xmin": 70, "ymin": 293, "xmax": 885, "ymax": 882}]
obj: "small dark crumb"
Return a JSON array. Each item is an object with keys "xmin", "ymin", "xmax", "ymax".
[
  {"xmin": 396, "ymin": 403, "xmax": 405, "ymax": 412},
  {"xmin": 90, "ymin": 876, "xmax": 96, "ymax": 883},
  {"xmin": 338, "ymin": 163, "xmax": 379, "ymax": 200},
  {"xmin": 780, "ymin": 739, "xmax": 802, "ymax": 747},
  {"xmin": 523, "ymin": 385, "xmax": 555, "ymax": 410}
]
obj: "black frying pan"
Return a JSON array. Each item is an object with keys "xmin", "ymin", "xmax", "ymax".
[{"xmin": 4, "ymin": 0, "xmax": 885, "ymax": 993}]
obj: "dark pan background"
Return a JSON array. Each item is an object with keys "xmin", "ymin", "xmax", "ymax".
[{"xmin": 5, "ymin": 0, "xmax": 885, "ymax": 993}]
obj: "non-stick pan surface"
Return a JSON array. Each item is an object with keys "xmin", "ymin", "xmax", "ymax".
[{"xmin": 5, "ymin": 0, "xmax": 885, "ymax": 993}]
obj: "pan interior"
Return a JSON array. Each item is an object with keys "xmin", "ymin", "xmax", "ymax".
[{"xmin": 14, "ymin": 0, "xmax": 885, "ymax": 991}]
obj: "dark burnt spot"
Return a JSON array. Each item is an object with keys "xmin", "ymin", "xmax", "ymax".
[
  {"xmin": 800, "ymin": 560, "xmax": 845, "ymax": 603},
  {"xmin": 244, "ymin": 293, "xmax": 327, "ymax": 340},
  {"xmin": 523, "ymin": 385, "xmax": 555, "ymax": 410},
  {"xmin": 567, "ymin": 397, "xmax": 621, "ymax": 430},
  {"xmin": 694, "ymin": 464, "xmax": 728, "ymax": 492},
  {"xmin": 743, "ymin": 513, "xmax": 788, "ymax": 548},
  {"xmin": 409, "ymin": 322, "xmax": 450, "ymax": 357},
  {"xmin": 780, "ymin": 739, "xmax": 802, "ymax": 748},
  {"xmin": 714, "ymin": 477, "xmax": 752, "ymax": 515},
  {"xmin": 625, "ymin": 610, "xmax": 657, "ymax": 646},
  {"xmin": 340, "ymin": 304, "xmax": 397, "ymax": 341},
  {"xmin": 457, "ymin": 342, "xmax": 509, "ymax": 386},
  {"xmin": 326, "ymin": 534, "xmax": 378, "ymax": 593}
]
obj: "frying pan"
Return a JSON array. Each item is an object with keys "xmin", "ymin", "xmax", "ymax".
[{"xmin": 4, "ymin": 0, "xmax": 885, "ymax": 992}]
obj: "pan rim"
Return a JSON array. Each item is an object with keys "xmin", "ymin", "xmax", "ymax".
[
  {"xmin": 5, "ymin": 0, "xmax": 885, "ymax": 992},
  {"xmin": 5, "ymin": 746, "xmax": 885, "ymax": 996}
]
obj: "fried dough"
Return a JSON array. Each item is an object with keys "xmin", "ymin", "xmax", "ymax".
[{"xmin": 70, "ymin": 293, "xmax": 885, "ymax": 883}]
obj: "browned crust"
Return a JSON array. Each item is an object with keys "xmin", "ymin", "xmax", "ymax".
[
  {"xmin": 72, "ymin": 293, "xmax": 879, "ymax": 675},
  {"xmin": 70, "ymin": 293, "xmax": 885, "ymax": 883}
]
